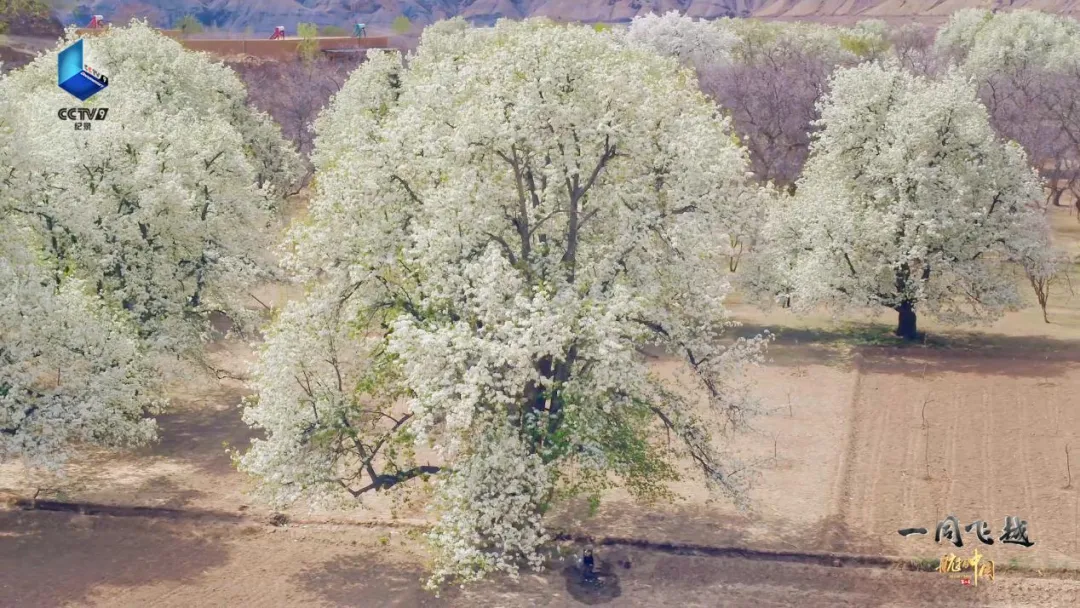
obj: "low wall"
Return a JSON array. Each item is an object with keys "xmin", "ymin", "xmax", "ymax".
[
  {"xmin": 72, "ymin": 30, "xmax": 392, "ymax": 59},
  {"xmin": 75, "ymin": 28, "xmax": 182, "ymax": 39},
  {"xmin": 184, "ymin": 36, "xmax": 391, "ymax": 59},
  {"xmin": 180, "ymin": 39, "xmax": 246, "ymax": 56}
]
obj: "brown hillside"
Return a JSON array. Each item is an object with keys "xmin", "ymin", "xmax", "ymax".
[{"xmin": 52, "ymin": 0, "xmax": 1080, "ymax": 33}]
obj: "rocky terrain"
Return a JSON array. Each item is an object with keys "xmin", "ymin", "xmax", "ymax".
[{"xmin": 43, "ymin": 0, "xmax": 1080, "ymax": 32}]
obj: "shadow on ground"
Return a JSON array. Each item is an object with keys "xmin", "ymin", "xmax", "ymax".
[
  {"xmin": 146, "ymin": 390, "xmax": 258, "ymax": 476},
  {"xmin": 295, "ymin": 554, "xmax": 452, "ymax": 607},
  {"xmin": 853, "ymin": 344, "xmax": 1080, "ymax": 378},
  {"xmin": 552, "ymin": 500, "xmax": 894, "ymax": 558},
  {"xmin": 0, "ymin": 510, "xmax": 231, "ymax": 606},
  {"xmin": 617, "ymin": 547, "xmax": 1005, "ymax": 607},
  {"xmin": 641, "ymin": 319, "xmax": 1080, "ymax": 375},
  {"xmin": 293, "ymin": 541, "xmax": 1042, "ymax": 607},
  {"xmin": 129, "ymin": 475, "xmax": 207, "ymax": 508},
  {"xmin": 561, "ymin": 559, "xmax": 623, "ymax": 604},
  {"xmin": 729, "ymin": 322, "xmax": 1080, "ymax": 377}
]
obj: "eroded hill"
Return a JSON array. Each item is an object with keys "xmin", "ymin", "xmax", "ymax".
[{"xmin": 45, "ymin": 0, "xmax": 1067, "ymax": 32}]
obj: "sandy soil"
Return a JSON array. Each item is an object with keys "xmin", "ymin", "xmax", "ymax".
[
  {"xmin": 4, "ymin": 510, "xmax": 1080, "ymax": 608},
  {"xmin": 838, "ymin": 348, "xmax": 1080, "ymax": 570},
  {"xmin": 552, "ymin": 354, "xmax": 861, "ymax": 555}
]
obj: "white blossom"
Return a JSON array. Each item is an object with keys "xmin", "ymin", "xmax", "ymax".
[
  {"xmin": 625, "ymin": 11, "xmax": 736, "ymax": 67},
  {"xmin": 240, "ymin": 18, "xmax": 771, "ymax": 586},
  {"xmin": 755, "ymin": 61, "xmax": 1051, "ymax": 338},
  {"xmin": 0, "ymin": 226, "xmax": 162, "ymax": 468},
  {"xmin": 425, "ymin": 423, "xmax": 552, "ymax": 589},
  {"xmin": 0, "ymin": 22, "xmax": 294, "ymax": 467},
  {"xmin": 936, "ymin": 9, "xmax": 1080, "ymax": 79}
]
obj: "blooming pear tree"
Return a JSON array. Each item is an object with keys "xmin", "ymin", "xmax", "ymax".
[
  {"xmin": 0, "ymin": 22, "xmax": 296, "ymax": 467},
  {"xmin": 624, "ymin": 11, "xmax": 736, "ymax": 67},
  {"xmin": 933, "ymin": 11, "xmax": 1080, "ymax": 314},
  {"xmin": 239, "ymin": 18, "xmax": 770, "ymax": 586},
  {"xmin": 935, "ymin": 9, "xmax": 1080, "ymax": 81},
  {"xmin": 0, "ymin": 227, "xmax": 163, "ymax": 467},
  {"xmin": 629, "ymin": 14, "xmax": 870, "ymax": 190},
  {"xmin": 759, "ymin": 62, "xmax": 1051, "ymax": 340},
  {"xmin": 937, "ymin": 10, "xmax": 1080, "ymax": 211}
]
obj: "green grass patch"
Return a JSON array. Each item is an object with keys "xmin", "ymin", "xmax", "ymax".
[{"xmin": 909, "ymin": 556, "xmax": 940, "ymax": 571}]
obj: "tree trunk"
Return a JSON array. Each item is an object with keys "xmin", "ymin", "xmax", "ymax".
[
  {"xmin": 1050, "ymin": 188, "xmax": 1065, "ymax": 207},
  {"xmin": 895, "ymin": 301, "xmax": 918, "ymax": 341}
]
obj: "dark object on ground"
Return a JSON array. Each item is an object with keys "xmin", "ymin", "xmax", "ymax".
[
  {"xmin": 582, "ymin": 548, "xmax": 596, "ymax": 583},
  {"xmin": 563, "ymin": 553, "xmax": 621, "ymax": 605},
  {"xmin": 268, "ymin": 512, "xmax": 289, "ymax": 527}
]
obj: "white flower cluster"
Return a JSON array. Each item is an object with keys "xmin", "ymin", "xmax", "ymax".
[
  {"xmin": 426, "ymin": 424, "xmax": 552, "ymax": 588},
  {"xmin": 241, "ymin": 18, "xmax": 771, "ymax": 586},
  {"xmin": 625, "ymin": 14, "xmax": 886, "ymax": 187},
  {"xmin": 719, "ymin": 18, "xmax": 867, "ymax": 65},
  {"xmin": 0, "ymin": 228, "xmax": 161, "ymax": 467},
  {"xmin": 624, "ymin": 11, "xmax": 737, "ymax": 67},
  {"xmin": 0, "ymin": 22, "xmax": 296, "ymax": 467},
  {"xmin": 936, "ymin": 9, "xmax": 1080, "ymax": 79},
  {"xmin": 625, "ymin": 12, "xmax": 889, "ymax": 70},
  {"xmin": 756, "ymin": 62, "xmax": 1051, "ymax": 325}
]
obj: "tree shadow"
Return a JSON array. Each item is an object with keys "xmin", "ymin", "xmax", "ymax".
[
  {"xmin": 294, "ymin": 554, "xmax": 452, "ymax": 607},
  {"xmin": 545, "ymin": 531, "xmax": 1002, "ymax": 607},
  {"xmin": 0, "ymin": 510, "xmax": 231, "ymax": 606},
  {"xmin": 146, "ymin": 391, "xmax": 257, "ymax": 476},
  {"xmin": 129, "ymin": 475, "xmax": 207, "ymax": 509},
  {"xmin": 615, "ymin": 546, "xmax": 994, "ymax": 607},
  {"xmin": 291, "ymin": 524, "xmax": 1039, "ymax": 607},
  {"xmin": 560, "ymin": 558, "xmax": 622, "ymax": 604},
  {"xmin": 855, "ymin": 345, "xmax": 1080, "ymax": 378},
  {"xmin": 52, "ymin": 474, "xmax": 209, "ymax": 510},
  {"xmin": 297, "ymin": 549, "xmax": 628, "ymax": 607},
  {"xmin": 550, "ymin": 498, "xmax": 754, "ymax": 549},
  {"xmin": 728, "ymin": 321, "xmax": 1080, "ymax": 377},
  {"xmin": 640, "ymin": 338, "xmax": 858, "ymax": 370},
  {"xmin": 551, "ymin": 500, "xmax": 896, "ymax": 558},
  {"xmin": 732, "ymin": 321, "xmax": 911, "ymax": 350},
  {"xmin": 762, "ymin": 342, "xmax": 855, "ymax": 367}
]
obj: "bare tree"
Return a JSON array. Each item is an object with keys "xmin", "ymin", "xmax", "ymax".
[
  {"xmin": 231, "ymin": 55, "xmax": 362, "ymax": 186},
  {"xmin": 1039, "ymin": 63, "xmax": 1080, "ymax": 218},
  {"xmin": 698, "ymin": 37, "xmax": 846, "ymax": 191},
  {"xmin": 1022, "ymin": 250, "xmax": 1074, "ymax": 323},
  {"xmin": 979, "ymin": 66, "xmax": 1080, "ymax": 215},
  {"xmin": 890, "ymin": 23, "xmax": 940, "ymax": 77}
]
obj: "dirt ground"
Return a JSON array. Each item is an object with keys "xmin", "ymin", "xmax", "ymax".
[
  {"xmin": 2, "ymin": 207, "xmax": 1080, "ymax": 605},
  {"xmin": 4, "ymin": 510, "xmax": 1080, "ymax": 607}
]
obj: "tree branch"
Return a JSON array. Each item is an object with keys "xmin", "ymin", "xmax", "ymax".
[{"xmin": 354, "ymin": 465, "xmax": 442, "ymax": 495}]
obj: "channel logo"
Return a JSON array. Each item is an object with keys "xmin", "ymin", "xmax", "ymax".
[{"xmin": 57, "ymin": 39, "xmax": 109, "ymax": 101}]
